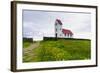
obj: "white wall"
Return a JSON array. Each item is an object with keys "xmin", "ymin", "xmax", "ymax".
[
  {"xmin": 55, "ymin": 21, "xmax": 62, "ymax": 37},
  {"xmin": 0, "ymin": 0, "xmax": 99, "ymax": 73}
]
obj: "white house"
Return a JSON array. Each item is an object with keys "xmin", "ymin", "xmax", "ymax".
[{"xmin": 55, "ymin": 19, "xmax": 73, "ymax": 38}]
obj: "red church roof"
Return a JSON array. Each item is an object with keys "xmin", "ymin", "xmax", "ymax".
[
  {"xmin": 62, "ymin": 29, "xmax": 73, "ymax": 35},
  {"xmin": 56, "ymin": 19, "xmax": 63, "ymax": 25}
]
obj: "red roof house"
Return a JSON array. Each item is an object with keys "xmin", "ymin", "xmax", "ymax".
[{"xmin": 55, "ymin": 19, "xmax": 73, "ymax": 38}]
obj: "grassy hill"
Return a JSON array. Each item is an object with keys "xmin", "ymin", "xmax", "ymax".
[{"xmin": 23, "ymin": 39, "xmax": 91, "ymax": 62}]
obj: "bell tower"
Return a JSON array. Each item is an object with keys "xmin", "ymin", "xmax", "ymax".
[{"xmin": 55, "ymin": 19, "xmax": 63, "ymax": 39}]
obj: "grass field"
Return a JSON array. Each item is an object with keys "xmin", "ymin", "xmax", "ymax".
[{"xmin": 23, "ymin": 39, "xmax": 91, "ymax": 62}]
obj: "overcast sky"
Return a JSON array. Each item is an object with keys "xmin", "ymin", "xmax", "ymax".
[{"xmin": 23, "ymin": 10, "xmax": 91, "ymax": 39}]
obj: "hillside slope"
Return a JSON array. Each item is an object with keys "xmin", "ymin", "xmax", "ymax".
[{"xmin": 23, "ymin": 39, "xmax": 91, "ymax": 62}]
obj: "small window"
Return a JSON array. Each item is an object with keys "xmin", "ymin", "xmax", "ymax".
[
  {"xmin": 56, "ymin": 28, "xmax": 57, "ymax": 31},
  {"xmin": 64, "ymin": 34, "xmax": 66, "ymax": 36},
  {"xmin": 68, "ymin": 34, "xmax": 70, "ymax": 37},
  {"xmin": 55, "ymin": 23, "xmax": 57, "ymax": 25}
]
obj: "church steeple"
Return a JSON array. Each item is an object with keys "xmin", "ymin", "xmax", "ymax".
[{"xmin": 55, "ymin": 19, "xmax": 63, "ymax": 39}]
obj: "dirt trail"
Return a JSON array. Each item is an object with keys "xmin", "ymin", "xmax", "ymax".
[{"xmin": 23, "ymin": 42, "xmax": 40, "ymax": 55}]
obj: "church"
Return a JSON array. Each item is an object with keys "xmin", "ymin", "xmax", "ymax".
[{"xmin": 55, "ymin": 19, "xmax": 73, "ymax": 38}]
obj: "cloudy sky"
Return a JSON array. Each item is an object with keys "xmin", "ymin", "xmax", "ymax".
[{"xmin": 23, "ymin": 10, "xmax": 91, "ymax": 39}]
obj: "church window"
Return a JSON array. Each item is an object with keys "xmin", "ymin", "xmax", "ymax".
[{"xmin": 56, "ymin": 28, "xmax": 57, "ymax": 31}]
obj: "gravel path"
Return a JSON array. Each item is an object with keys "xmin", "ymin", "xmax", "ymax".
[{"xmin": 23, "ymin": 42, "xmax": 40, "ymax": 56}]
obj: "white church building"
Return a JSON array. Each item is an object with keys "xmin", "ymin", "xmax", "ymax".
[{"xmin": 55, "ymin": 19, "xmax": 73, "ymax": 38}]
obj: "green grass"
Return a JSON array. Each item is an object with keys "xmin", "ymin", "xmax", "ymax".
[
  {"xmin": 23, "ymin": 41, "xmax": 32, "ymax": 48},
  {"xmin": 23, "ymin": 39, "xmax": 91, "ymax": 62},
  {"xmin": 23, "ymin": 42, "xmax": 31, "ymax": 48},
  {"xmin": 23, "ymin": 38, "xmax": 33, "ymax": 48}
]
